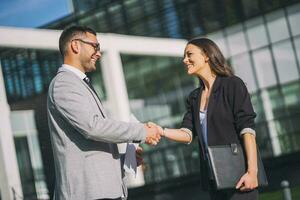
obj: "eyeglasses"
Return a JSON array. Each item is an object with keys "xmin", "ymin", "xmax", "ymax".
[{"xmin": 73, "ymin": 38, "xmax": 100, "ymax": 52}]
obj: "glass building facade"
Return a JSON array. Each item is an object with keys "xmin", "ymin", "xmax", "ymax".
[{"xmin": 1, "ymin": 0, "xmax": 300, "ymax": 199}]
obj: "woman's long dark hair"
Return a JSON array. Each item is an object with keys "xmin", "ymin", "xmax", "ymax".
[{"xmin": 187, "ymin": 38, "xmax": 234, "ymax": 77}]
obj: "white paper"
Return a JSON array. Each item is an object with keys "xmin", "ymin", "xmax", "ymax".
[{"xmin": 123, "ymin": 114, "xmax": 140, "ymax": 176}]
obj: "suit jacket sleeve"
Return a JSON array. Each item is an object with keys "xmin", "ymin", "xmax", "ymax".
[
  {"xmin": 228, "ymin": 77, "xmax": 256, "ymax": 134},
  {"xmin": 181, "ymin": 92, "xmax": 196, "ymax": 137},
  {"xmin": 51, "ymin": 76, "xmax": 146, "ymax": 143}
]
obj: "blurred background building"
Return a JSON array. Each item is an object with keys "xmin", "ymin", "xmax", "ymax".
[{"xmin": 0, "ymin": 0, "xmax": 300, "ymax": 199}]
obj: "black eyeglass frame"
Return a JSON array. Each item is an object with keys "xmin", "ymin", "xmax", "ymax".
[{"xmin": 73, "ymin": 38, "xmax": 100, "ymax": 52}]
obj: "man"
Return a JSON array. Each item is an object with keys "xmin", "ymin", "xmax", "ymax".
[{"xmin": 47, "ymin": 26, "xmax": 160, "ymax": 200}]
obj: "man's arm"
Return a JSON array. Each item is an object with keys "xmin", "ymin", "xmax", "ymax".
[{"xmin": 52, "ymin": 76, "xmax": 160, "ymax": 144}]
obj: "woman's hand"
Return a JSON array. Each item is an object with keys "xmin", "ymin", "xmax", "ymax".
[
  {"xmin": 236, "ymin": 171, "xmax": 258, "ymax": 191},
  {"xmin": 147, "ymin": 122, "xmax": 164, "ymax": 136}
]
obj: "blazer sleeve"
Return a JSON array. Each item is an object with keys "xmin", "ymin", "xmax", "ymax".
[
  {"xmin": 51, "ymin": 77, "xmax": 146, "ymax": 143},
  {"xmin": 228, "ymin": 77, "xmax": 256, "ymax": 134},
  {"xmin": 181, "ymin": 92, "xmax": 196, "ymax": 137}
]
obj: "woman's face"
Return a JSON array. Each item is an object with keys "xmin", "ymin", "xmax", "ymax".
[{"xmin": 183, "ymin": 43, "xmax": 209, "ymax": 75}]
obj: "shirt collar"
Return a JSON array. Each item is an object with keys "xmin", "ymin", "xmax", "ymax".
[{"xmin": 61, "ymin": 64, "xmax": 86, "ymax": 80}]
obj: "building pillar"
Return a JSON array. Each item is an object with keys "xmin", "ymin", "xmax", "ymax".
[
  {"xmin": 100, "ymin": 49, "xmax": 145, "ymax": 187},
  {"xmin": 0, "ymin": 61, "xmax": 23, "ymax": 199}
]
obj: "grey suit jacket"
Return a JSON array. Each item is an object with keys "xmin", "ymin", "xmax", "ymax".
[{"xmin": 47, "ymin": 67, "xmax": 146, "ymax": 200}]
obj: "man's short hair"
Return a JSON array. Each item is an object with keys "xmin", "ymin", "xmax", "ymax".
[{"xmin": 59, "ymin": 26, "xmax": 97, "ymax": 56}]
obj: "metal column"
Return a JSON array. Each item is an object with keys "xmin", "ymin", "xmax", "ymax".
[
  {"xmin": 0, "ymin": 61, "xmax": 23, "ymax": 200},
  {"xmin": 100, "ymin": 49, "xmax": 145, "ymax": 187}
]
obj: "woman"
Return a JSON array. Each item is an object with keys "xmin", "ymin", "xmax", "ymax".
[{"xmin": 153, "ymin": 38, "xmax": 258, "ymax": 200}]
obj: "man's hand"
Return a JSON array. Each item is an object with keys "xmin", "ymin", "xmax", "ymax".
[
  {"xmin": 144, "ymin": 123, "xmax": 161, "ymax": 145},
  {"xmin": 147, "ymin": 122, "xmax": 164, "ymax": 136},
  {"xmin": 235, "ymin": 171, "xmax": 258, "ymax": 191}
]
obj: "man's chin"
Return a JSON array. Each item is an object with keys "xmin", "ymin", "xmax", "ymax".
[{"xmin": 90, "ymin": 63, "xmax": 97, "ymax": 71}]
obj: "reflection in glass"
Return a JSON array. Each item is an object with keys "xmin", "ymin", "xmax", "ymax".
[
  {"xmin": 165, "ymin": 149, "xmax": 181, "ymax": 177},
  {"xmin": 207, "ymin": 31, "xmax": 229, "ymax": 58},
  {"xmin": 252, "ymin": 48, "xmax": 277, "ymax": 88},
  {"xmin": 0, "ymin": 48, "xmax": 61, "ymax": 103},
  {"xmin": 226, "ymin": 24, "xmax": 248, "ymax": 56},
  {"xmin": 266, "ymin": 10, "xmax": 289, "ymax": 43},
  {"xmin": 241, "ymin": 0, "xmax": 261, "ymax": 18},
  {"xmin": 90, "ymin": 61, "xmax": 106, "ymax": 100},
  {"xmin": 287, "ymin": 3, "xmax": 300, "ymax": 36},
  {"xmin": 246, "ymin": 17, "xmax": 268, "ymax": 50},
  {"xmin": 121, "ymin": 55, "xmax": 197, "ymax": 183},
  {"xmin": 267, "ymin": 81, "xmax": 300, "ymax": 153},
  {"xmin": 294, "ymin": 36, "xmax": 300, "ymax": 64},
  {"xmin": 231, "ymin": 53, "xmax": 257, "ymax": 92},
  {"xmin": 11, "ymin": 110, "xmax": 49, "ymax": 199},
  {"xmin": 272, "ymin": 40, "xmax": 299, "ymax": 84},
  {"xmin": 151, "ymin": 151, "xmax": 167, "ymax": 182}
]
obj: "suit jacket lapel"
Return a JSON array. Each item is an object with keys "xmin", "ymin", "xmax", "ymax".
[
  {"xmin": 58, "ymin": 68, "xmax": 106, "ymax": 118},
  {"xmin": 207, "ymin": 76, "xmax": 221, "ymax": 128},
  {"xmin": 81, "ymin": 79, "xmax": 106, "ymax": 117},
  {"xmin": 192, "ymin": 86, "xmax": 206, "ymax": 157}
]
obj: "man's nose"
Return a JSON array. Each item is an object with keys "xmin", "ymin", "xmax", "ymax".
[{"xmin": 95, "ymin": 51, "xmax": 102, "ymax": 59}]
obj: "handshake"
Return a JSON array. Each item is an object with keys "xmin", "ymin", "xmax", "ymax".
[{"xmin": 144, "ymin": 122, "xmax": 164, "ymax": 146}]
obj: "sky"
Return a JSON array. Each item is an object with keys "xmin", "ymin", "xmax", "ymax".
[{"xmin": 0, "ymin": 0, "xmax": 71, "ymax": 28}]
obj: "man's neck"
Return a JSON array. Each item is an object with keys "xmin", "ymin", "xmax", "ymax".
[{"xmin": 64, "ymin": 58, "xmax": 85, "ymax": 73}]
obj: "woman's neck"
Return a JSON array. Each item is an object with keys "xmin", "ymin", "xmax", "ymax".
[{"xmin": 197, "ymin": 70, "xmax": 216, "ymax": 91}]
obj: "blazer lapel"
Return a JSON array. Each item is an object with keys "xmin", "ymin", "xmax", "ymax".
[
  {"xmin": 207, "ymin": 76, "xmax": 221, "ymax": 128},
  {"xmin": 58, "ymin": 68, "xmax": 106, "ymax": 118},
  {"xmin": 81, "ymin": 79, "xmax": 106, "ymax": 118},
  {"xmin": 192, "ymin": 86, "xmax": 206, "ymax": 157}
]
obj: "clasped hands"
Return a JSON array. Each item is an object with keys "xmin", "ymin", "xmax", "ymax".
[{"xmin": 144, "ymin": 122, "xmax": 163, "ymax": 146}]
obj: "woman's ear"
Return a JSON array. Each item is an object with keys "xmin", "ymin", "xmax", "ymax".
[{"xmin": 205, "ymin": 55, "xmax": 209, "ymax": 62}]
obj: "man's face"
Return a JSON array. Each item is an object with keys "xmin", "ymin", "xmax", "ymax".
[{"xmin": 78, "ymin": 32, "xmax": 101, "ymax": 72}]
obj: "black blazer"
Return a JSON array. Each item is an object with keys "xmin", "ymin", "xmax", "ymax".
[{"xmin": 181, "ymin": 75, "xmax": 256, "ymax": 189}]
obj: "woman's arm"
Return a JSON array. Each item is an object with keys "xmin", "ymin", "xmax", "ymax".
[
  {"xmin": 244, "ymin": 133, "xmax": 258, "ymax": 175},
  {"xmin": 163, "ymin": 128, "xmax": 192, "ymax": 144},
  {"xmin": 236, "ymin": 133, "xmax": 258, "ymax": 191},
  {"xmin": 147, "ymin": 122, "xmax": 192, "ymax": 144}
]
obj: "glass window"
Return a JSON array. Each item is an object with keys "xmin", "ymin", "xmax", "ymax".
[
  {"xmin": 281, "ymin": 81, "xmax": 300, "ymax": 116},
  {"xmin": 163, "ymin": 0, "xmax": 181, "ymax": 38},
  {"xmin": 223, "ymin": 0, "xmax": 241, "ymax": 26},
  {"xmin": 106, "ymin": 3, "xmax": 126, "ymax": 32},
  {"xmin": 124, "ymin": 0, "xmax": 143, "ymax": 22},
  {"xmin": 94, "ymin": 11, "xmax": 110, "ymax": 32},
  {"xmin": 260, "ymin": 0, "xmax": 281, "ymax": 12},
  {"xmin": 294, "ymin": 36, "xmax": 300, "ymax": 65},
  {"xmin": 11, "ymin": 110, "xmax": 49, "ymax": 199},
  {"xmin": 287, "ymin": 2, "xmax": 300, "ymax": 36},
  {"xmin": 91, "ymin": 62, "xmax": 106, "ymax": 100},
  {"xmin": 241, "ymin": 0, "xmax": 261, "ymax": 18},
  {"xmin": 272, "ymin": 40, "xmax": 299, "ymax": 84},
  {"xmin": 0, "ymin": 48, "xmax": 61, "ymax": 103},
  {"xmin": 246, "ymin": 17, "xmax": 269, "ymax": 50},
  {"xmin": 231, "ymin": 53, "xmax": 257, "ymax": 92},
  {"xmin": 225, "ymin": 24, "xmax": 248, "ymax": 56},
  {"xmin": 207, "ymin": 31, "xmax": 230, "ymax": 58},
  {"xmin": 266, "ymin": 10, "xmax": 289, "ymax": 43},
  {"xmin": 252, "ymin": 48, "xmax": 277, "ymax": 88},
  {"xmin": 199, "ymin": 0, "xmax": 222, "ymax": 33},
  {"xmin": 141, "ymin": 0, "xmax": 157, "ymax": 15}
]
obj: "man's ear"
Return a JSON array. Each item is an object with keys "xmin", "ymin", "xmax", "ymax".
[{"xmin": 70, "ymin": 40, "xmax": 80, "ymax": 54}]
